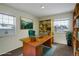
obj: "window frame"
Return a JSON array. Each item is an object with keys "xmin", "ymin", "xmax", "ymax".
[
  {"xmin": 0, "ymin": 13, "xmax": 16, "ymax": 30},
  {"xmin": 54, "ymin": 18, "xmax": 70, "ymax": 32}
]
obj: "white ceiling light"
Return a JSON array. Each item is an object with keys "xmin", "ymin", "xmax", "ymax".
[{"xmin": 41, "ymin": 6, "xmax": 45, "ymax": 9}]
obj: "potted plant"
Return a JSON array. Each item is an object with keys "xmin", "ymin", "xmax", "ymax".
[{"xmin": 66, "ymin": 31, "xmax": 72, "ymax": 46}]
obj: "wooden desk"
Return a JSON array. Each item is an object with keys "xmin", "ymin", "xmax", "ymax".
[{"xmin": 21, "ymin": 35, "xmax": 52, "ymax": 56}]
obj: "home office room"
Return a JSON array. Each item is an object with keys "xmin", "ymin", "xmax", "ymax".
[{"xmin": 0, "ymin": 3, "xmax": 79, "ymax": 56}]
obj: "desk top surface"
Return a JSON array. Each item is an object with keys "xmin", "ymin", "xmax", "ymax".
[{"xmin": 21, "ymin": 35, "xmax": 52, "ymax": 47}]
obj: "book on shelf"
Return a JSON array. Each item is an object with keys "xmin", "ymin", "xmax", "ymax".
[
  {"xmin": 76, "ymin": 18, "xmax": 79, "ymax": 28},
  {"xmin": 77, "ymin": 32, "xmax": 79, "ymax": 41}
]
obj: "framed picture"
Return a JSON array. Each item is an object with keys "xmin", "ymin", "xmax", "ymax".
[{"xmin": 20, "ymin": 17, "xmax": 33, "ymax": 29}]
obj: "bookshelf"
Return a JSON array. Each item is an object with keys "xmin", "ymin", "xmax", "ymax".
[
  {"xmin": 39, "ymin": 20, "xmax": 51, "ymax": 35},
  {"xmin": 73, "ymin": 3, "xmax": 79, "ymax": 56},
  {"xmin": 39, "ymin": 19, "xmax": 54, "ymax": 45}
]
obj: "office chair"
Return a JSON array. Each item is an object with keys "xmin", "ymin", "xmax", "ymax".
[
  {"xmin": 28, "ymin": 29, "xmax": 36, "ymax": 41},
  {"xmin": 28, "ymin": 29, "xmax": 35, "ymax": 37}
]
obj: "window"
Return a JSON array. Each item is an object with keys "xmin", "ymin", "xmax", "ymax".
[
  {"xmin": 0, "ymin": 13, "xmax": 16, "ymax": 29},
  {"xmin": 54, "ymin": 19, "xmax": 69, "ymax": 32}
]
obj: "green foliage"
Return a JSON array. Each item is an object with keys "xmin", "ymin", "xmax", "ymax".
[
  {"xmin": 66, "ymin": 31, "xmax": 72, "ymax": 40},
  {"xmin": 21, "ymin": 20, "xmax": 33, "ymax": 29}
]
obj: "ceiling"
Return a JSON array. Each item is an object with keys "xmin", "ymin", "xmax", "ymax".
[{"xmin": 5, "ymin": 3, "xmax": 75, "ymax": 17}]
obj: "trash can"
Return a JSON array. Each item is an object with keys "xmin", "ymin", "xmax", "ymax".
[{"xmin": 66, "ymin": 31, "xmax": 72, "ymax": 46}]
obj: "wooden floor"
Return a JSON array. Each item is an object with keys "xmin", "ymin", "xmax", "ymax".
[
  {"xmin": 0, "ymin": 43, "xmax": 73, "ymax": 56},
  {"xmin": 0, "ymin": 47, "xmax": 22, "ymax": 56},
  {"xmin": 43, "ymin": 43, "xmax": 73, "ymax": 56}
]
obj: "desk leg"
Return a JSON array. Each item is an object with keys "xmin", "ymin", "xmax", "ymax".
[
  {"xmin": 23, "ymin": 42, "xmax": 43, "ymax": 56},
  {"xmin": 36, "ymin": 46, "xmax": 43, "ymax": 56}
]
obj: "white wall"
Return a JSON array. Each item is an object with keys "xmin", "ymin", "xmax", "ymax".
[
  {"xmin": 0, "ymin": 4, "xmax": 39, "ymax": 55},
  {"xmin": 39, "ymin": 12, "xmax": 73, "ymax": 44}
]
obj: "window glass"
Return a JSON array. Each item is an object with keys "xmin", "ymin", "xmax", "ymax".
[
  {"xmin": 8, "ymin": 16, "xmax": 13, "ymax": 20},
  {"xmin": 9, "ymin": 19, "xmax": 13, "ymax": 24},
  {"xmin": 8, "ymin": 16, "xmax": 14, "ymax": 24},
  {"xmin": 0, "ymin": 13, "xmax": 15, "ymax": 29},
  {"xmin": 3, "ymin": 19, "xmax": 8, "ymax": 24},
  {"xmin": 0, "ymin": 18, "xmax": 2, "ymax": 24},
  {"xmin": 3, "ymin": 15, "xmax": 8, "ymax": 24},
  {"xmin": 54, "ymin": 20, "xmax": 69, "ymax": 32},
  {"xmin": 0, "ymin": 14, "xmax": 2, "ymax": 19},
  {"xmin": 3, "ymin": 15, "xmax": 8, "ymax": 19}
]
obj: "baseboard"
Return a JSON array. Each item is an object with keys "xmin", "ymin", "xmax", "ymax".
[{"xmin": 54, "ymin": 42, "xmax": 67, "ymax": 45}]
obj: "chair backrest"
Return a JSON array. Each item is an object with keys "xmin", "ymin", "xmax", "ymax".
[{"xmin": 28, "ymin": 30, "xmax": 35, "ymax": 37}]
